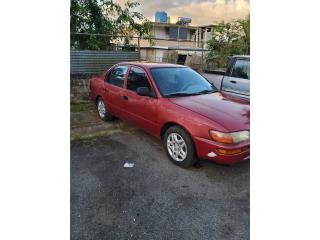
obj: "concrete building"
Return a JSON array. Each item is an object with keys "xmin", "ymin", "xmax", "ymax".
[
  {"xmin": 140, "ymin": 22, "xmax": 197, "ymax": 49},
  {"xmin": 114, "ymin": 15, "xmax": 217, "ymax": 70},
  {"xmin": 137, "ymin": 22, "xmax": 217, "ymax": 70},
  {"xmin": 195, "ymin": 24, "xmax": 217, "ymax": 49}
]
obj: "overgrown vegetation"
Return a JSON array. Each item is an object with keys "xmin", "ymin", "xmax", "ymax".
[
  {"xmin": 70, "ymin": 101, "xmax": 95, "ymax": 112},
  {"xmin": 70, "ymin": 0, "xmax": 154, "ymax": 50},
  {"xmin": 206, "ymin": 16, "xmax": 250, "ymax": 68}
]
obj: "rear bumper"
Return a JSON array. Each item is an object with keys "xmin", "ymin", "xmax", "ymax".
[{"xmin": 193, "ymin": 136, "xmax": 250, "ymax": 165}]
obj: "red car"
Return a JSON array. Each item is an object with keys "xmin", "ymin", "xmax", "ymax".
[{"xmin": 89, "ymin": 62, "xmax": 250, "ymax": 167}]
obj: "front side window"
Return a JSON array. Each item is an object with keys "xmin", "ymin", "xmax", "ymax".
[
  {"xmin": 231, "ymin": 59, "xmax": 250, "ymax": 80},
  {"xmin": 127, "ymin": 67, "xmax": 152, "ymax": 92},
  {"xmin": 106, "ymin": 65, "xmax": 128, "ymax": 88},
  {"xmin": 150, "ymin": 67, "xmax": 217, "ymax": 97}
]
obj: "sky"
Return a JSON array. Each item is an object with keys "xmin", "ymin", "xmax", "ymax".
[{"xmin": 114, "ymin": 0, "xmax": 250, "ymax": 26}]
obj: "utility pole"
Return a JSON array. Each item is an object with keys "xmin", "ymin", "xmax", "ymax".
[
  {"xmin": 201, "ymin": 40, "xmax": 204, "ymax": 72},
  {"xmin": 138, "ymin": 37, "xmax": 141, "ymax": 61}
]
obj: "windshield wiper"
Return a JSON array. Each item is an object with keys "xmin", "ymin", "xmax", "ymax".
[
  {"xmin": 195, "ymin": 89, "xmax": 217, "ymax": 94},
  {"xmin": 164, "ymin": 89, "xmax": 217, "ymax": 98},
  {"xmin": 163, "ymin": 92, "xmax": 199, "ymax": 98}
]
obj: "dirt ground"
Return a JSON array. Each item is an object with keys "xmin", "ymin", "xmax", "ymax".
[{"xmin": 71, "ymin": 109, "xmax": 249, "ymax": 240}]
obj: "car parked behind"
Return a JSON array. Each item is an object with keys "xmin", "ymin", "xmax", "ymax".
[{"xmin": 221, "ymin": 55, "xmax": 250, "ymax": 100}]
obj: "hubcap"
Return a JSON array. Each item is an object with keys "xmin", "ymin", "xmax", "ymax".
[
  {"xmin": 97, "ymin": 100, "xmax": 106, "ymax": 118},
  {"xmin": 167, "ymin": 133, "xmax": 187, "ymax": 162}
]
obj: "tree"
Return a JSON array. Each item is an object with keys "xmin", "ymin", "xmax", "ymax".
[
  {"xmin": 238, "ymin": 16, "xmax": 250, "ymax": 54},
  {"xmin": 70, "ymin": 0, "xmax": 153, "ymax": 50},
  {"xmin": 206, "ymin": 16, "xmax": 250, "ymax": 68}
]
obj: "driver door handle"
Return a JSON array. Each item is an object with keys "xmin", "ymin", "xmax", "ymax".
[
  {"xmin": 230, "ymin": 80, "xmax": 237, "ymax": 84},
  {"xmin": 123, "ymin": 96, "xmax": 128, "ymax": 101}
]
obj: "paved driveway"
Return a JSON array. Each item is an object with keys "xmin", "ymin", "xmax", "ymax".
[{"xmin": 71, "ymin": 116, "xmax": 250, "ymax": 240}]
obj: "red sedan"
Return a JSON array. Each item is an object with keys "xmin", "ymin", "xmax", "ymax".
[{"xmin": 89, "ymin": 62, "xmax": 250, "ymax": 167}]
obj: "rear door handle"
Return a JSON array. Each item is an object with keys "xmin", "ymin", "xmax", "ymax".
[
  {"xmin": 102, "ymin": 87, "xmax": 107, "ymax": 92},
  {"xmin": 123, "ymin": 96, "xmax": 128, "ymax": 101},
  {"xmin": 230, "ymin": 80, "xmax": 237, "ymax": 84}
]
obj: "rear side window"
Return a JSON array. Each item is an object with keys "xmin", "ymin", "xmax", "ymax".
[
  {"xmin": 127, "ymin": 67, "xmax": 152, "ymax": 92},
  {"xmin": 231, "ymin": 59, "xmax": 250, "ymax": 80},
  {"xmin": 106, "ymin": 66, "xmax": 128, "ymax": 88}
]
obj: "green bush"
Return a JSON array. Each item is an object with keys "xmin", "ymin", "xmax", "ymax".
[{"xmin": 206, "ymin": 16, "xmax": 250, "ymax": 68}]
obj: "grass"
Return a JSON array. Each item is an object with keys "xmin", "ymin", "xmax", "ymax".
[
  {"xmin": 70, "ymin": 100, "xmax": 138, "ymax": 142},
  {"xmin": 71, "ymin": 129, "xmax": 122, "ymax": 143},
  {"xmin": 70, "ymin": 127, "xmax": 137, "ymax": 143},
  {"xmin": 71, "ymin": 101, "xmax": 95, "ymax": 112}
]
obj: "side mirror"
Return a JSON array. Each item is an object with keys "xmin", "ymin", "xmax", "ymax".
[{"xmin": 136, "ymin": 87, "xmax": 151, "ymax": 97}]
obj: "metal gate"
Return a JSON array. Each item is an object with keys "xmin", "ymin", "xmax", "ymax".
[{"xmin": 70, "ymin": 50, "xmax": 139, "ymax": 74}]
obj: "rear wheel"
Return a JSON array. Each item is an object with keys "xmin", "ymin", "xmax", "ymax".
[
  {"xmin": 164, "ymin": 126, "xmax": 197, "ymax": 168},
  {"xmin": 96, "ymin": 97, "xmax": 113, "ymax": 121}
]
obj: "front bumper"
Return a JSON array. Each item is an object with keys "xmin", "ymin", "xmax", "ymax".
[{"xmin": 193, "ymin": 136, "xmax": 250, "ymax": 165}]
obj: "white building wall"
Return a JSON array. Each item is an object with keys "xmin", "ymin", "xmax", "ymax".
[{"xmin": 154, "ymin": 26, "xmax": 169, "ymax": 39}]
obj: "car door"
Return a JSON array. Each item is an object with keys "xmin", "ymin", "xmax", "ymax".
[
  {"xmin": 221, "ymin": 58, "xmax": 250, "ymax": 96},
  {"xmin": 103, "ymin": 65, "xmax": 129, "ymax": 119},
  {"xmin": 122, "ymin": 66, "xmax": 160, "ymax": 136}
]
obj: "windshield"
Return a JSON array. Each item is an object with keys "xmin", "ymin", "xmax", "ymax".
[{"xmin": 150, "ymin": 67, "xmax": 217, "ymax": 97}]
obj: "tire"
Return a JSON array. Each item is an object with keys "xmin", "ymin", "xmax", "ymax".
[
  {"xmin": 96, "ymin": 97, "xmax": 113, "ymax": 121},
  {"xmin": 164, "ymin": 126, "xmax": 197, "ymax": 168}
]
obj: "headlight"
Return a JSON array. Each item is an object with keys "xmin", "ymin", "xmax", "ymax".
[{"xmin": 209, "ymin": 130, "xmax": 250, "ymax": 144}]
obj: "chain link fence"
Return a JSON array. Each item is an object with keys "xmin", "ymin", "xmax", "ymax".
[
  {"xmin": 70, "ymin": 33, "xmax": 222, "ymax": 74},
  {"xmin": 70, "ymin": 33, "xmax": 222, "ymax": 102}
]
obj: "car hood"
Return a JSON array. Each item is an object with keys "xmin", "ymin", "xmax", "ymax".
[{"xmin": 168, "ymin": 92, "xmax": 250, "ymax": 132}]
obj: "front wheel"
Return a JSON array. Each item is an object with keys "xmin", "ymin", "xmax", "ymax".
[
  {"xmin": 164, "ymin": 126, "xmax": 197, "ymax": 168},
  {"xmin": 96, "ymin": 97, "xmax": 113, "ymax": 121}
]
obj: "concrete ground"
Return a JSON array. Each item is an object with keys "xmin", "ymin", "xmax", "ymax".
[
  {"xmin": 201, "ymin": 73, "xmax": 224, "ymax": 89},
  {"xmin": 71, "ymin": 110, "xmax": 250, "ymax": 240}
]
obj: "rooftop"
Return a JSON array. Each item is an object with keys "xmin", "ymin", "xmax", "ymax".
[
  {"xmin": 152, "ymin": 22, "xmax": 197, "ymax": 29},
  {"xmin": 152, "ymin": 22, "xmax": 218, "ymax": 29}
]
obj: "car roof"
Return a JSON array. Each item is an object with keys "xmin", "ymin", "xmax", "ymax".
[{"xmin": 117, "ymin": 61, "xmax": 187, "ymax": 69}]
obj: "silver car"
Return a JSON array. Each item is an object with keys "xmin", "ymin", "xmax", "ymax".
[{"xmin": 221, "ymin": 55, "xmax": 250, "ymax": 100}]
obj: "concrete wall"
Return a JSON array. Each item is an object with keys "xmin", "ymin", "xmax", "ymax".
[
  {"xmin": 140, "ymin": 49, "xmax": 177, "ymax": 63},
  {"xmin": 139, "ymin": 38, "xmax": 197, "ymax": 48},
  {"xmin": 154, "ymin": 26, "xmax": 169, "ymax": 39},
  {"xmin": 71, "ymin": 78, "xmax": 90, "ymax": 102},
  {"xmin": 140, "ymin": 48, "xmax": 203, "ymax": 70}
]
